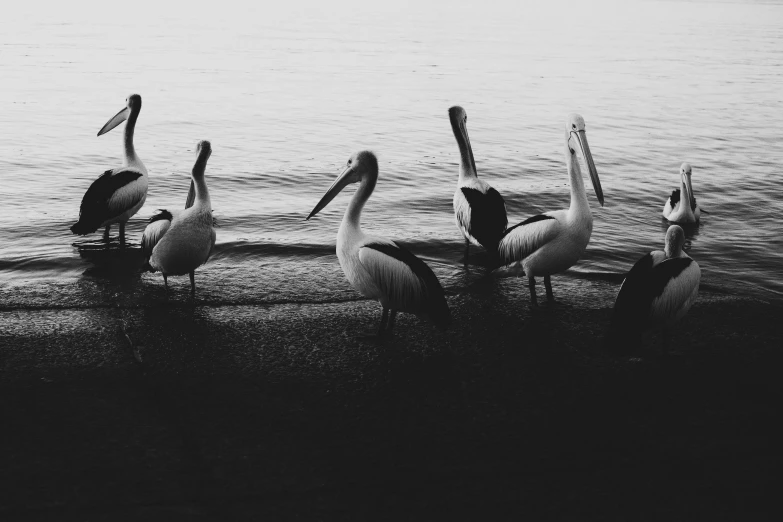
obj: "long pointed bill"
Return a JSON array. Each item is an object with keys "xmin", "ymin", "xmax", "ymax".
[
  {"xmin": 460, "ymin": 120, "xmax": 478, "ymax": 175},
  {"xmin": 575, "ymin": 130, "xmax": 604, "ymax": 207},
  {"xmin": 185, "ymin": 179, "xmax": 196, "ymax": 209},
  {"xmin": 97, "ymin": 106, "xmax": 129, "ymax": 136},
  {"xmin": 306, "ymin": 166, "xmax": 354, "ymax": 220},
  {"xmin": 449, "ymin": 113, "xmax": 477, "ymax": 176},
  {"xmin": 685, "ymin": 174, "xmax": 696, "ymax": 210}
]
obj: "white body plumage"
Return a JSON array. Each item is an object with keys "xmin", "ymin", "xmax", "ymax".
[
  {"xmin": 307, "ymin": 150, "xmax": 450, "ymax": 334},
  {"xmin": 662, "ymin": 162, "xmax": 700, "ymax": 223},
  {"xmin": 142, "ymin": 140, "xmax": 216, "ymax": 294},
  {"xmin": 498, "ymin": 114, "xmax": 604, "ymax": 305}
]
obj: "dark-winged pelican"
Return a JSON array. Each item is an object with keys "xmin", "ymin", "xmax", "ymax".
[
  {"xmin": 142, "ymin": 140, "xmax": 216, "ymax": 295},
  {"xmin": 662, "ymin": 162, "xmax": 700, "ymax": 223},
  {"xmin": 606, "ymin": 225, "xmax": 701, "ymax": 354},
  {"xmin": 448, "ymin": 106, "xmax": 508, "ymax": 258},
  {"xmin": 71, "ymin": 94, "xmax": 147, "ymax": 246},
  {"xmin": 307, "ymin": 150, "xmax": 451, "ymax": 336},
  {"xmin": 498, "ymin": 113, "xmax": 604, "ymax": 307}
]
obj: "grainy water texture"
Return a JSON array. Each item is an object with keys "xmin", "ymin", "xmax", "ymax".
[{"xmin": 1, "ymin": 0, "xmax": 782, "ymax": 307}]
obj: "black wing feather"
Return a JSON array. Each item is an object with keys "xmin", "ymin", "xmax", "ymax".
[
  {"xmin": 460, "ymin": 187, "xmax": 508, "ymax": 251},
  {"xmin": 503, "ymin": 214, "xmax": 556, "ymax": 237},
  {"xmin": 669, "ymin": 189, "xmax": 680, "ymax": 207},
  {"xmin": 71, "ymin": 169, "xmax": 143, "ymax": 234},
  {"xmin": 607, "ymin": 254, "xmax": 694, "ymax": 354},
  {"xmin": 364, "ymin": 242, "xmax": 451, "ymax": 329}
]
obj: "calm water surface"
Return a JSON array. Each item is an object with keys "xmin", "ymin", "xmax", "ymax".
[{"xmin": 1, "ymin": 0, "xmax": 782, "ymax": 306}]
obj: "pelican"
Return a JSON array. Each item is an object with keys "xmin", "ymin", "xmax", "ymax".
[
  {"xmin": 448, "ymin": 105, "xmax": 508, "ymax": 258},
  {"xmin": 662, "ymin": 162, "xmax": 700, "ymax": 223},
  {"xmin": 71, "ymin": 94, "xmax": 148, "ymax": 246},
  {"xmin": 498, "ymin": 113, "xmax": 604, "ymax": 307},
  {"xmin": 606, "ymin": 225, "xmax": 701, "ymax": 354},
  {"xmin": 142, "ymin": 140, "xmax": 216, "ymax": 295},
  {"xmin": 306, "ymin": 150, "xmax": 451, "ymax": 336}
]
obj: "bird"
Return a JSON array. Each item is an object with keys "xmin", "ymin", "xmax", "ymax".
[
  {"xmin": 662, "ymin": 162, "xmax": 700, "ymax": 223},
  {"xmin": 142, "ymin": 140, "xmax": 216, "ymax": 296},
  {"xmin": 606, "ymin": 225, "xmax": 701, "ymax": 355},
  {"xmin": 71, "ymin": 94, "xmax": 148, "ymax": 247},
  {"xmin": 306, "ymin": 150, "xmax": 450, "ymax": 337},
  {"xmin": 448, "ymin": 105, "xmax": 508, "ymax": 260},
  {"xmin": 497, "ymin": 113, "xmax": 604, "ymax": 307}
]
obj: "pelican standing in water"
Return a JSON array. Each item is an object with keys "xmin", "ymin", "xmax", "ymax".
[
  {"xmin": 71, "ymin": 94, "xmax": 148, "ymax": 246},
  {"xmin": 448, "ymin": 106, "xmax": 508, "ymax": 259},
  {"xmin": 142, "ymin": 140, "xmax": 216, "ymax": 295},
  {"xmin": 307, "ymin": 151, "xmax": 451, "ymax": 337},
  {"xmin": 606, "ymin": 225, "xmax": 701, "ymax": 354},
  {"xmin": 662, "ymin": 162, "xmax": 700, "ymax": 223},
  {"xmin": 498, "ymin": 114, "xmax": 604, "ymax": 307}
]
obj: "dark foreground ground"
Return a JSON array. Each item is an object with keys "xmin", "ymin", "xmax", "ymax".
[{"xmin": 1, "ymin": 275, "xmax": 781, "ymax": 521}]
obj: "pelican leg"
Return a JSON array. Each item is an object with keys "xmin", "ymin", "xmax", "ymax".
[
  {"xmin": 528, "ymin": 276, "xmax": 538, "ymax": 308},
  {"xmin": 189, "ymin": 271, "xmax": 196, "ymax": 296},
  {"xmin": 464, "ymin": 238, "xmax": 470, "ymax": 264},
  {"xmin": 387, "ymin": 310, "xmax": 398, "ymax": 334},
  {"xmin": 544, "ymin": 275, "xmax": 554, "ymax": 301},
  {"xmin": 103, "ymin": 225, "xmax": 111, "ymax": 243},
  {"xmin": 378, "ymin": 307, "xmax": 389, "ymax": 337},
  {"xmin": 119, "ymin": 222, "xmax": 126, "ymax": 248},
  {"xmin": 163, "ymin": 274, "xmax": 168, "ymax": 290}
]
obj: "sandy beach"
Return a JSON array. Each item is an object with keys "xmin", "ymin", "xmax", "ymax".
[{"xmin": 1, "ymin": 274, "xmax": 780, "ymax": 520}]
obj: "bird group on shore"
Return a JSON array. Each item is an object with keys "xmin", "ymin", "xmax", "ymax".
[{"xmin": 69, "ymin": 94, "xmax": 702, "ymax": 353}]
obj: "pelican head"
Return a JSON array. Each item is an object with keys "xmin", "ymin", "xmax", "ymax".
[
  {"xmin": 193, "ymin": 140, "xmax": 212, "ymax": 174},
  {"xmin": 448, "ymin": 105, "xmax": 477, "ymax": 175},
  {"xmin": 196, "ymin": 140, "xmax": 212, "ymax": 160},
  {"xmin": 98, "ymin": 93, "xmax": 142, "ymax": 137},
  {"xmin": 307, "ymin": 150, "xmax": 378, "ymax": 220},
  {"xmin": 680, "ymin": 162, "xmax": 695, "ymax": 207},
  {"xmin": 664, "ymin": 224, "xmax": 685, "ymax": 258},
  {"xmin": 566, "ymin": 113, "xmax": 604, "ymax": 207}
]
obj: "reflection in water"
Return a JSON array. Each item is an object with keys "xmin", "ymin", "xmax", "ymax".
[{"xmin": 75, "ymin": 240, "xmax": 148, "ymax": 280}]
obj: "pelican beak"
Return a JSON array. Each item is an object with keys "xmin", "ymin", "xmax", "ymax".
[
  {"xmin": 306, "ymin": 166, "xmax": 354, "ymax": 220},
  {"xmin": 460, "ymin": 119, "xmax": 478, "ymax": 174},
  {"xmin": 97, "ymin": 106, "xmax": 130, "ymax": 136},
  {"xmin": 574, "ymin": 130, "xmax": 604, "ymax": 207},
  {"xmin": 685, "ymin": 172, "xmax": 695, "ymax": 209}
]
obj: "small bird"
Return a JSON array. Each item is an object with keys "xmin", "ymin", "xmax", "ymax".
[
  {"xmin": 662, "ymin": 162, "xmax": 700, "ymax": 223},
  {"xmin": 142, "ymin": 140, "xmax": 216, "ymax": 295},
  {"xmin": 71, "ymin": 94, "xmax": 148, "ymax": 246},
  {"xmin": 498, "ymin": 113, "xmax": 604, "ymax": 307},
  {"xmin": 448, "ymin": 106, "xmax": 508, "ymax": 260},
  {"xmin": 307, "ymin": 150, "xmax": 450, "ymax": 337},
  {"xmin": 606, "ymin": 225, "xmax": 701, "ymax": 355}
]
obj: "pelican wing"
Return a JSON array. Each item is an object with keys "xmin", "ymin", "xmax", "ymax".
[
  {"xmin": 498, "ymin": 214, "xmax": 560, "ymax": 265},
  {"xmin": 459, "ymin": 186, "xmax": 508, "ymax": 249},
  {"xmin": 648, "ymin": 258, "xmax": 700, "ymax": 324},
  {"xmin": 358, "ymin": 241, "xmax": 450, "ymax": 327},
  {"xmin": 612, "ymin": 251, "xmax": 666, "ymax": 329},
  {"xmin": 71, "ymin": 168, "xmax": 144, "ymax": 234},
  {"xmin": 141, "ymin": 210, "xmax": 173, "ymax": 256},
  {"xmin": 611, "ymin": 252, "xmax": 697, "ymax": 328}
]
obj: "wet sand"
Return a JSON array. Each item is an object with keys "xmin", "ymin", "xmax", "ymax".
[{"xmin": 1, "ymin": 275, "xmax": 781, "ymax": 520}]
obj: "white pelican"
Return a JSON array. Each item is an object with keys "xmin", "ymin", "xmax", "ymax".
[
  {"xmin": 606, "ymin": 225, "xmax": 701, "ymax": 354},
  {"xmin": 71, "ymin": 94, "xmax": 148, "ymax": 247},
  {"xmin": 142, "ymin": 140, "xmax": 216, "ymax": 295},
  {"xmin": 662, "ymin": 162, "xmax": 700, "ymax": 223},
  {"xmin": 448, "ymin": 106, "xmax": 508, "ymax": 257},
  {"xmin": 498, "ymin": 113, "xmax": 604, "ymax": 307},
  {"xmin": 306, "ymin": 150, "xmax": 451, "ymax": 336}
]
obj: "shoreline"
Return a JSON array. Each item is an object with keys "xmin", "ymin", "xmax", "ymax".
[{"xmin": 1, "ymin": 276, "xmax": 781, "ymax": 519}]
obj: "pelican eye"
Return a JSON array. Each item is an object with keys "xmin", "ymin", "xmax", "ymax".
[{"xmin": 572, "ymin": 124, "xmax": 576, "ymax": 129}]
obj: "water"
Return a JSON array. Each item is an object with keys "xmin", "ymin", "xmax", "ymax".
[{"xmin": 1, "ymin": 0, "xmax": 782, "ymax": 306}]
